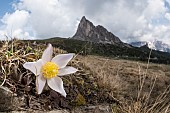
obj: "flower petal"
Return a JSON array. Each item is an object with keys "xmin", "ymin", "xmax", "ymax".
[
  {"xmin": 47, "ymin": 77, "xmax": 66, "ymax": 97},
  {"xmin": 51, "ymin": 53, "xmax": 74, "ymax": 68},
  {"xmin": 42, "ymin": 44, "xmax": 53, "ymax": 63},
  {"xmin": 36, "ymin": 74, "xmax": 46, "ymax": 94},
  {"xmin": 58, "ymin": 66, "xmax": 78, "ymax": 76},
  {"xmin": 23, "ymin": 59, "xmax": 43, "ymax": 75}
]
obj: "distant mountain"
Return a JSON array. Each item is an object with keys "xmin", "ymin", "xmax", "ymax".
[
  {"xmin": 130, "ymin": 41, "xmax": 147, "ymax": 47},
  {"xmin": 72, "ymin": 16, "xmax": 124, "ymax": 45},
  {"xmin": 35, "ymin": 37, "xmax": 170, "ymax": 64},
  {"xmin": 130, "ymin": 40, "xmax": 170, "ymax": 53},
  {"xmin": 41, "ymin": 16, "xmax": 170, "ymax": 64}
]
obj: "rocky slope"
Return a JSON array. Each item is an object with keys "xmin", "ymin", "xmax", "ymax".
[{"xmin": 72, "ymin": 16, "xmax": 123, "ymax": 45}]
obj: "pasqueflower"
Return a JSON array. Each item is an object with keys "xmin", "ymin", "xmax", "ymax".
[{"xmin": 23, "ymin": 44, "xmax": 77, "ymax": 97}]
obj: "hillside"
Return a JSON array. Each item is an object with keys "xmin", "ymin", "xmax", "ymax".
[
  {"xmin": 0, "ymin": 40, "xmax": 116, "ymax": 112},
  {"xmin": 0, "ymin": 39, "xmax": 170, "ymax": 113},
  {"xmin": 34, "ymin": 37, "xmax": 170, "ymax": 64}
]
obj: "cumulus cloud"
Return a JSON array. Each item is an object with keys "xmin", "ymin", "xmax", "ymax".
[
  {"xmin": 0, "ymin": 10, "xmax": 33, "ymax": 39},
  {"xmin": 165, "ymin": 13, "xmax": 170, "ymax": 20},
  {"xmin": 0, "ymin": 0, "xmax": 170, "ymax": 45},
  {"xmin": 15, "ymin": 0, "xmax": 80, "ymax": 38},
  {"xmin": 0, "ymin": 0, "xmax": 80, "ymax": 40}
]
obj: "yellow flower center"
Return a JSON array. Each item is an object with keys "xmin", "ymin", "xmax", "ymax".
[{"xmin": 41, "ymin": 62, "xmax": 59, "ymax": 79}]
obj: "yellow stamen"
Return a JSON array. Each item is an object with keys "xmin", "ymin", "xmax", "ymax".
[{"xmin": 41, "ymin": 62, "xmax": 59, "ymax": 79}]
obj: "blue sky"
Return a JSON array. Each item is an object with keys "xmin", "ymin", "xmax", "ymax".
[
  {"xmin": 0, "ymin": 0, "xmax": 18, "ymax": 26},
  {"xmin": 0, "ymin": 0, "xmax": 170, "ymax": 45},
  {"xmin": 0, "ymin": 0, "xmax": 15, "ymax": 18}
]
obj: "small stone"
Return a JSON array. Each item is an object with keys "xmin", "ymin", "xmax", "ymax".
[
  {"xmin": 0, "ymin": 86, "xmax": 14, "ymax": 111},
  {"xmin": 0, "ymin": 86, "xmax": 26, "ymax": 112}
]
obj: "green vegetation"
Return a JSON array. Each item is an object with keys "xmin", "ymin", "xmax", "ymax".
[{"xmin": 32, "ymin": 37, "xmax": 170, "ymax": 64}]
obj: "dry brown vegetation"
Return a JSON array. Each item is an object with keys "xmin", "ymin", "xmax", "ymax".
[
  {"xmin": 0, "ymin": 39, "xmax": 114, "ymax": 112},
  {"xmin": 78, "ymin": 55, "xmax": 170, "ymax": 113},
  {"xmin": 0, "ymin": 39, "xmax": 170, "ymax": 113}
]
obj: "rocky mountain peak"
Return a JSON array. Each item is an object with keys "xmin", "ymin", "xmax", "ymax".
[{"xmin": 72, "ymin": 16, "xmax": 123, "ymax": 45}]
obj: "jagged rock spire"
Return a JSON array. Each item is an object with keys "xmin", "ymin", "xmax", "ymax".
[{"xmin": 72, "ymin": 16, "xmax": 123, "ymax": 45}]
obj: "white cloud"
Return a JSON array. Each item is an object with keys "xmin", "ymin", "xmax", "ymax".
[
  {"xmin": 15, "ymin": 0, "xmax": 80, "ymax": 38},
  {"xmin": 2, "ymin": 10, "xmax": 29, "ymax": 30},
  {"xmin": 143, "ymin": 0, "xmax": 166, "ymax": 19},
  {"xmin": 0, "ymin": 0, "xmax": 170, "ymax": 45},
  {"xmin": 165, "ymin": 13, "xmax": 170, "ymax": 20},
  {"xmin": 0, "ymin": 10, "xmax": 31, "ymax": 40}
]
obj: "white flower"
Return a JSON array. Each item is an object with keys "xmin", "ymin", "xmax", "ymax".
[{"xmin": 23, "ymin": 44, "xmax": 78, "ymax": 97}]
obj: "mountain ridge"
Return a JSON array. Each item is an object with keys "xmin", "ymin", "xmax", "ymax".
[
  {"xmin": 72, "ymin": 16, "xmax": 125, "ymax": 46},
  {"xmin": 27, "ymin": 16, "xmax": 170, "ymax": 64},
  {"xmin": 130, "ymin": 40, "xmax": 170, "ymax": 53},
  {"xmin": 32, "ymin": 37, "xmax": 170, "ymax": 64}
]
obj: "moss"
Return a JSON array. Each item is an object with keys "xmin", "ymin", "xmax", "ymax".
[
  {"xmin": 76, "ymin": 77, "xmax": 84, "ymax": 86},
  {"xmin": 74, "ymin": 93, "xmax": 86, "ymax": 106},
  {"xmin": 111, "ymin": 104, "xmax": 119, "ymax": 113},
  {"xmin": 62, "ymin": 77, "xmax": 72, "ymax": 85}
]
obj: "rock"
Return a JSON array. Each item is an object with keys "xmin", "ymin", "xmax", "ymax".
[
  {"xmin": 0, "ymin": 86, "xmax": 12, "ymax": 111},
  {"xmin": 72, "ymin": 16, "xmax": 123, "ymax": 45},
  {"xmin": 72, "ymin": 104, "xmax": 113, "ymax": 113},
  {"xmin": 0, "ymin": 86, "xmax": 26, "ymax": 112},
  {"xmin": 0, "ymin": 86, "xmax": 16, "ymax": 111},
  {"xmin": 10, "ymin": 104, "xmax": 113, "ymax": 113},
  {"xmin": 11, "ymin": 110, "xmax": 69, "ymax": 113}
]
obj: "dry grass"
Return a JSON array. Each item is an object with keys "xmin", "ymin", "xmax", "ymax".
[
  {"xmin": 0, "ymin": 39, "xmax": 67, "ymax": 88},
  {"xmin": 0, "ymin": 39, "xmax": 44, "ymax": 88},
  {"xmin": 0, "ymin": 39, "xmax": 170, "ymax": 112},
  {"xmin": 77, "ymin": 55, "xmax": 170, "ymax": 113},
  {"xmin": 0, "ymin": 39, "xmax": 116, "ymax": 111}
]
